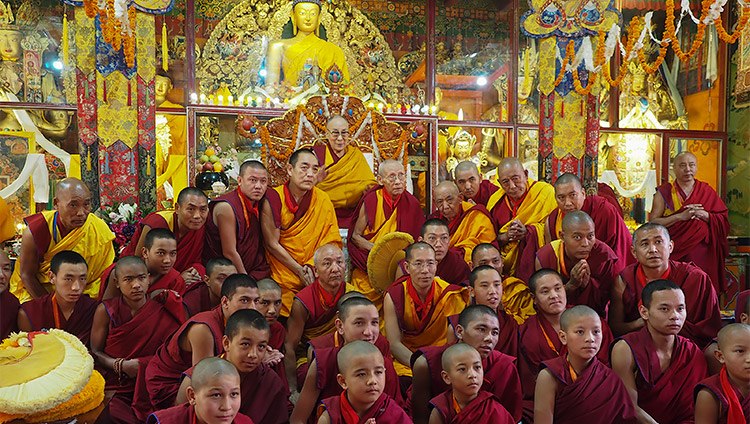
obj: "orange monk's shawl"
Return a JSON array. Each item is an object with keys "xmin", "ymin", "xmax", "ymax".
[{"xmin": 429, "ymin": 201, "xmax": 496, "ymax": 264}]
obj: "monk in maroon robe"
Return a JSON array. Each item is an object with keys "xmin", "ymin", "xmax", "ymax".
[
  {"xmin": 255, "ymin": 278, "xmax": 288, "ymax": 390},
  {"xmin": 182, "ymin": 258, "xmax": 237, "ymax": 316},
  {"xmin": 396, "ymin": 219, "xmax": 471, "ymax": 285},
  {"xmin": 518, "ymin": 269, "xmax": 613, "ymax": 422},
  {"xmin": 179, "ymin": 310, "xmax": 288, "ymax": 424},
  {"xmin": 122, "ymin": 187, "xmax": 208, "ymax": 284},
  {"xmin": 650, "ymin": 152, "xmax": 730, "ymax": 292},
  {"xmin": 534, "ymin": 306, "xmax": 636, "ymax": 424},
  {"xmin": 147, "ymin": 357, "xmax": 254, "ymax": 424},
  {"xmin": 145, "ymin": 274, "xmax": 259, "ymax": 410},
  {"xmin": 611, "ymin": 279, "xmax": 708, "ymax": 424},
  {"xmin": 319, "ymin": 392, "xmax": 410, "ymax": 424},
  {"xmin": 412, "ymin": 306, "xmax": 522, "ymax": 424},
  {"xmin": 597, "ymin": 182, "xmax": 624, "ymax": 215},
  {"xmin": 0, "ymin": 251, "xmax": 19, "ymax": 340},
  {"xmin": 90, "ymin": 256, "xmax": 185, "ymax": 423},
  {"xmin": 428, "ymin": 344, "xmax": 514, "ymax": 424},
  {"xmin": 545, "ymin": 173, "xmax": 633, "ymax": 265},
  {"xmin": 17, "ymin": 250, "xmax": 98, "ymax": 345},
  {"xmin": 203, "ymin": 160, "xmax": 270, "ymax": 279},
  {"xmin": 610, "ymin": 223, "xmax": 721, "ymax": 349},
  {"xmin": 453, "ymin": 160, "xmax": 499, "ymax": 207},
  {"xmin": 536, "ymin": 211, "xmax": 622, "ymax": 316}
]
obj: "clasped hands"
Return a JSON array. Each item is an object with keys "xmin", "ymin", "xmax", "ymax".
[
  {"xmin": 567, "ymin": 259, "xmax": 591, "ymax": 291},
  {"xmin": 679, "ymin": 204, "xmax": 709, "ymax": 221},
  {"xmin": 499, "ymin": 219, "xmax": 527, "ymax": 244}
]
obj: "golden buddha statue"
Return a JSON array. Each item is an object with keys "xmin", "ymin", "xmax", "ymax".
[
  {"xmin": 155, "ymin": 72, "xmax": 186, "ymax": 168},
  {"xmin": 264, "ymin": 0, "xmax": 349, "ymax": 88}
]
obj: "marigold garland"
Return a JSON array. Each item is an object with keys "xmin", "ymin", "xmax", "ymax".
[
  {"xmin": 81, "ymin": 0, "xmax": 137, "ymax": 68},
  {"xmin": 715, "ymin": 6, "xmax": 750, "ymax": 43},
  {"xmin": 665, "ymin": 0, "xmax": 712, "ymax": 62}
]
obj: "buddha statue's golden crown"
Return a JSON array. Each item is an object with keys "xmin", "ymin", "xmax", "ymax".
[
  {"xmin": 0, "ymin": 0, "xmax": 41, "ymax": 30},
  {"xmin": 292, "ymin": 0, "xmax": 322, "ymax": 7}
]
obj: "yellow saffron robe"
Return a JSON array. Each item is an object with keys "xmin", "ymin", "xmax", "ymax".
[
  {"xmin": 448, "ymin": 202, "xmax": 496, "ymax": 264},
  {"xmin": 486, "ymin": 179, "xmax": 556, "ymax": 276},
  {"xmin": 10, "ymin": 211, "xmax": 115, "ymax": 303},
  {"xmin": 282, "ymin": 34, "xmax": 350, "ymax": 85},
  {"xmin": 266, "ymin": 186, "xmax": 342, "ymax": 317},
  {"xmin": 502, "ymin": 275, "xmax": 536, "ymax": 324},
  {"xmin": 316, "ymin": 144, "xmax": 376, "ymax": 211}
]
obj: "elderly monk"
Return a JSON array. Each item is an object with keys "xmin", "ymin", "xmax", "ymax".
[
  {"xmin": 454, "ymin": 160, "xmax": 499, "ymax": 206},
  {"xmin": 17, "ymin": 250, "xmax": 99, "ymax": 345},
  {"xmin": 545, "ymin": 173, "xmax": 633, "ymax": 265},
  {"xmin": 0, "ymin": 251, "xmax": 18, "ymax": 340},
  {"xmin": 313, "ymin": 115, "xmax": 377, "ymax": 228},
  {"xmin": 203, "ymin": 160, "xmax": 270, "ymax": 279},
  {"xmin": 284, "ymin": 244, "xmax": 353, "ymax": 395},
  {"xmin": 610, "ymin": 280, "xmax": 708, "ymax": 424},
  {"xmin": 609, "ymin": 223, "xmax": 721, "ymax": 349},
  {"xmin": 429, "ymin": 181, "xmax": 495, "ymax": 264},
  {"xmin": 468, "ymin": 243, "xmax": 535, "ymax": 322},
  {"xmin": 487, "ymin": 158, "xmax": 556, "ymax": 279},
  {"xmin": 348, "ymin": 159, "xmax": 424, "ymax": 305},
  {"xmin": 91, "ymin": 256, "xmax": 185, "ymax": 423},
  {"xmin": 384, "ymin": 242, "xmax": 469, "ymax": 377},
  {"xmin": 518, "ymin": 269, "xmax": 613, "ymax": 422},
  {"xmin": 650, "ymin": 152, "xmax": 730, "ymax": 292},
  {"xmin": 535, "ymin": 211, "xmax": 623, "ymax": 316},
  {"xmin": 10, "ymin": 177, "xmax": 115, "ymax": 302},
  {"xmin": 262, "ymin": 148, "xmax": 342, "ymax": 317},
  {"xmin": 122, "ymin": 187, "xmax": 209, "ymax": 285},
  {"xmin": 145, "ymin": 274, "xmax": 260, "ymax": 410}
]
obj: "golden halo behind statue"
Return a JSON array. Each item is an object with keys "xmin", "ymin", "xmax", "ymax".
[{"xmin": 367, "ymin": 231, "xmax": 414, "ymax": 294}]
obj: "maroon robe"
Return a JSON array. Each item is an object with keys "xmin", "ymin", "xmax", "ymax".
[
  {"xmin": 518, "ymin": 313, "xmax": 613, "ymax": 421},
  {"xmin": 320, "ymin": 392, "xmax": 411, "ymax": 424},
  {"xmin": 397, "ymin": 249, "xmax": 471, "ymax": 286},
  {"xmin": 146, "ymin": 403, "xmax": 254, "ymax": 424},
  {"xmin": 310, "ymin": 331, "xmax": 391, "ymax": 357},
  {"xmin": 1, "ymin": 290, "xmax": 19, "ymax": 340},
  {"xmin": 447, "ymin": 311, "xmax": 518, "ymax": 360},
  {"xmin": 736, "ymin": 290, "xmax": 750, "ymax": 323},
  {"xmin": 695, "ymin": 373, "xmax": 750, "ymax": 424},
  {"xmin": 145, "ymin": 306, "xmax": 226, "ymax": 410},
  {"xmin": 314, "ymin": 346, "xmax": 403, "ymax": 407},
  {"xmin": 122, "ymin": 211, "xmax": 206, "ymax": 274},
  {"xmin": 184, "ymin": 363, "xmax": 287, "ymax": 424},
  {"xmin": 347, "ymin": 185, "xmax": 425, "ymax": 272},
  {"xmin": 535, "ymin": 239, "xmax": 622, "ymax": 316},
  {"xmin": 413, "ymin": 344, "xmax": 522, "ymax": 422},
  {"xmin": 20, "ymin": 293, "xmax": 98, "ymax": 345},
  {"xmin": 99, "ymin": 265, "xmax": 186, "ymax": 301},
  {"xmin": 427, "ymin": 201, "xmax": 496, "ymax": 262},
  {"xmin": 472, "ymin": 180, "xmax": 500, "ymax": 207},
  {"xmin": 104, "ymin": 295, "xmax": 184, "ymax": 422},
  {"xmin": 619, "ymin": 260, "xmax": 722, "ymax": 350},
  {"xmin": 203, "ymin": 190, "xmax": 270, "ymax": 280},
  {"xmin": 597, "ymin": 182, "xmax": 624, "ymax": 216},
  {"xmin": 615, "ymin": 326, "xmax": 708, "ymax": 423},
  {"xmin": 429, "ymin": 390, "xmax": 514, "ymax": 424},
  {"xmin": 541, "ymin": 356, "xmax": 637, "ymax": 423},
  {"xmin": 295, "ymin": 280, "xmax": 346, "ymax": 334},
  {"xmin": 546, "ymin": 195, "xmax": 634, "ymax": 265},
  {"xmin": 268, "ymin": 320, "xmax": 289, "ymax": 391},
  {"xmin": 182, "ymin": 282, "xmax": 213, "ymax": 316},
  {"xmin": 656, "ymin": 180, "xmax": 730, "ymax": 292}
]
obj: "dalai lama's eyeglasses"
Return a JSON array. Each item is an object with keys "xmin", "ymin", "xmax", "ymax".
[{"xmin": 328, "ymin": 130, "xmax": 349, "ymax": 139}]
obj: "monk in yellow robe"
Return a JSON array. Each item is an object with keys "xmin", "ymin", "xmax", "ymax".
[
  {"xmin": 10, "ymin": 178, "xmax": 115, "ymax": 302},
  {"xmin": 348, "ymin": 159, "xmax": 425, "ymax": 306},
  {"xmin": 313, "ymin": 115, "xmax": 377, "ymax": 228},
  {"xmin": 429, "ymin": 181, "xmax": 495, "ymax": 264},
  {"xmin": 265, "ymin": 0, "xmax": 349, "ymax": 87},
  {"xmin": 487, "ymin": 157, "xmax": 556, "ymax": 280},
  {"xmin": 383, "ymin": 242, "xmax": 469, "ymax": 377},
  {"xmin": 283, "ymin": 244, "xmax": 353, "ymax": 394},
  {"xmin": 0, "ymin": 196, "xmax": 14, "ymax": 243},
  {"xmin": 261, "ymin": 148, "xmax": 342, "ymax": 317}
]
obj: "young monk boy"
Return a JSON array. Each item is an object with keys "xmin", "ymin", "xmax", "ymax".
[
  {"xmin": 413, "ymin": 305, "xmax": 522, "ymax": 424},
  {"xmin": 17, "ymin": 250, "xmax": 98, "ymax": 345},
  {"xmin": 534, "ymin": 305, "xmax": 636, "ymax": 424},
  {"xmin": 255, "ymin": 278, "xmax": 287, "ymax": 383},
  {"xmin": 610, "ymin": 279, "xmax": 708, "ymax": 424},
  {"xmin": 427, "ymin": 344, "xmax": 514, "ymax": 424},
  {"xmin": 291, "ymin": 296, "xmax": 401, "ymax": 424},
  {"xmin": 694, "ymin": 323, "xmax": 750, "ymax": 423},
  {"xmin": 183, "ymin": 257, "xmax": 237, "ymax": 316},
  {"xmin": 146, "ymin": 357, "xmax": 254, "ymax": 424},
  {"xmin": 705, "ymin": 291, "xmax": 750, "ymax": 375},
  {"xmin": 0, "ymin": 250, "xmax": 19, "ymax": 340},
  {"xmin": 308, "ymin": 292, "xmax": 390, "ymax": 354},
  {"xmin": 317, "ymin": 340, "xmax": 411, "ymax": 424},
  {"xmin": 178, "ymin": 309, "xmax": 288, "ymax": 424}
]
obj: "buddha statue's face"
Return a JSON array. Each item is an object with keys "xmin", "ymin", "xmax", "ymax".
[
  {"xmin": 0, "ymin": 30, "xmax": 22, "ymax": 61},
  {"xmin": 293, "ymin": 3, "xmax": 321, "ymax": 35},
  {"xmin": 155, "ymin": 76, "xmax": 173, "ymax": 100}
]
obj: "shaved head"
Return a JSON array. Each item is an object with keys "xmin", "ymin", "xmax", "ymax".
[
  {"xmin": 378, "ymin": 159, "xmax": 404, "ymax": 177},
  {"xmin": 560, "ymin": 305, "xmax": 600, "ymax": 331},
  {"xmin": 433, "ymin": 182, "xmax": 462, "ymax": 222},
  {"xmin": 561, "ymin": 210, "xmax": 594, "ymax": 232},
  {"xmin": 191, "ymin": 357, "xmax": 239, "ymax": 391},
  {"xmin": 338, "ymin": 295, "xmax": 376, "ymax": 322},
  {"xmin": 337, "ymin": 340, "xmax": 383, "ymax": 374},
  {"xmin": 496, "ymin": 157, "xmax": 528, "ymax": 201},
  {"xmin": 256, "ymin": 278, "xmax": 282, "ymax": 294},
  {"xmin": 674, "ymin": 151, "xmax": 697, "ymax": 164},
  {"xmin": 457, "ymin": 304, "xmax": 498, "ymax": 328},
  {"xmin": 56, "ymin": 177, "xmax": 90, "ymax": 198},
  {"xmin": 54, "ymin": 178, "xmax": 92, "ymax": 230},
  {"xmin": 114, "ymin": 255, "xmax": 147, "ymax": 278},
  {"xmin": 498, "ymin": 157, "xmax": 524, "ymax": 172},
  {"xmin": 434, "ymin": 181, "xmax": 460, "ymax": 197},
  {"xmin": 455, "ymin": 161, "xmax": 480, "ymax": 177},
  {"xmin": 633, "ymin": 222, "xmax": 671, "ymax": 247},
  {"xmin": 405, "ymin": 241, "xmax": 435, "ymax": 262},
  {"xmin": 673, "ymin": 152, "xmax": 698, "ymax": 184},
  {"xmin": 313, "ymin": 244, "xmax": 344, "ymax": 267},
  {"xmin": 554, "ymin": 173, "xmax": 583, "ymax": 190},
  {"xmin": 717, "ymin": 323, "xmax": 750, "ymax": 350},
  {"xmin": 441, "ymin": 343, "xmax": 480, "ymax": 371}
]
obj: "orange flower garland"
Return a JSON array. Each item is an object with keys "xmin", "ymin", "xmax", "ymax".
[
  {"xmin": 665, "ymin": 0, "xmax": 712, "ymax": 62},
  {"xmin": 80, "ymin": 0, "xmax": 138, "ymax": 68},
  {"xmin": 602, "ymin": 17, "xmax": 641, "ymax": 87},
  {"xmin": 715, "ymin": 6, "xmax": 750, "ymax": 43},
  {"xmin": 552, "ymin": 40, "xmax": 574, "ymax": 88}
]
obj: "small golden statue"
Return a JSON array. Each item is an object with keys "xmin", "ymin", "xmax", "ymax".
[
  {"xmin": 264, "ymin": 0, "xmax": 349, "ymax": 88},
  {"xmin": 446, "ymin": 129, "xmax": 482, "ymax": 174}
]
